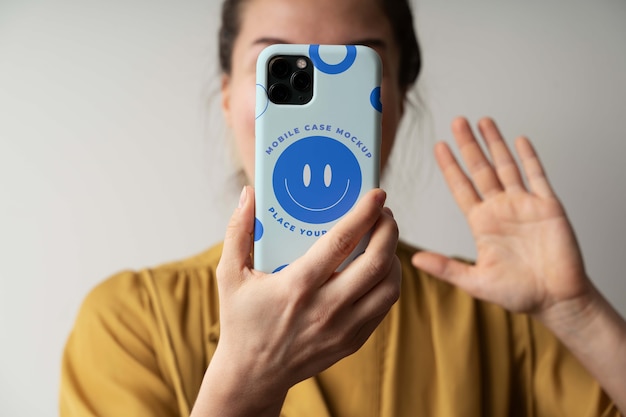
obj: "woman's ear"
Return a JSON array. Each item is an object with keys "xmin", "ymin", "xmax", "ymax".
[{"xmin": 221, "ymin": 73, "xmax": 233, "ymax": 128}]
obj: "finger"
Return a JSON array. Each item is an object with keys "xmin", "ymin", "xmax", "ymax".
[
  {"xmin": 452, "ymin": 117, "xmax": 503, "ymax": 198},
  {"xmin": 217, "ymin": 186, "xmax": 255, "ymax": 284},
  {"xmin": 477, "ymin": 117, "xmax": 525, "ymax": 192},
  {"xmin": 411, "ymin": 251, "xmax": 476, "ymax": 293},
  {"xmin": 515, "ymin": 136, "xmax": 556, "ymax": 198},
  {"xmin": 327, "ymin": 205, "xmax": 399, "ymax": 304},
  {"xmin": 290, "ymin": 189, "xmax": 387, "ymax": 286},
  {"xmin": 343, "ymin": 312, "xmax": 390, "ymax": 357},
  {"xmin": 351, "ymin": 254, "xmax": 401, "ymax": 319},
  {"xmin": 330, "ymin": 310, "xmax": 391, "ymax": 361},
  {"xmin": 434, "ymin": 141, "xmax": 481, "ymax": 215}
]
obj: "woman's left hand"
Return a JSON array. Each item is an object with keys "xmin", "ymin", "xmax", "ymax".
[{"xmin": 412, "ymin": 117, "xmax": 592, "ymax": 318}]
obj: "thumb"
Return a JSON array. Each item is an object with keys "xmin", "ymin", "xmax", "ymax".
[
  {"xmin": 218, "ymin": 186, "xmax": 256, "ymax": 284},
  {"xmin": 411, "ymin": 251, "xmax": 473, "ymax": 290}
]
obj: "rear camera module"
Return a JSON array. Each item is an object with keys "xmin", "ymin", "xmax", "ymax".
[{"xmin": 266, "ymin": 55, "xmax": 313, "ymax": 105}]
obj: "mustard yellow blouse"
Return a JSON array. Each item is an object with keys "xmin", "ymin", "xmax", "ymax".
[{"xmin": 60, "ymin": 242, "xmax": 619, "ymax": 416}]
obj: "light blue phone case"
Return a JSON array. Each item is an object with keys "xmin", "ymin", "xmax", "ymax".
[{"xmin": 254, "ymin": 44, "xmax": 382, "ymax": 273}]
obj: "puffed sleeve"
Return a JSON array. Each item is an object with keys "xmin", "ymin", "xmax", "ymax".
[{"xmin": 59, "ymin": 271, "xmax": 185, "ymax": 417}]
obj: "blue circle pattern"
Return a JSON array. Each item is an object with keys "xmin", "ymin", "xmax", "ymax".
[
  {"xmin": 370, "ymin": 86, "xmax": 382, "ymax": 113},
  {"xmin": 256, "ymin": 84, "xmax": 269, "ymax": 120},
  {"xmin": 254, "ymin": 218, "xmax": 264, "ymax": 242},
  {"xmin": 309, "ymin": 45, "xmax": 357, "ymax": 75}
]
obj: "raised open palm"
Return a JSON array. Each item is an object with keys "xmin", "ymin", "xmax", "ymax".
[{"xmin": 412, "ymin": 117, "xmax": 591, "ymax": 315}]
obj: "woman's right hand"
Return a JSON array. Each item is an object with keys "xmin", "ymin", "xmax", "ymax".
[{"xmin": 191, "ymin": 186, "xmax": 400, "ymax": 417}]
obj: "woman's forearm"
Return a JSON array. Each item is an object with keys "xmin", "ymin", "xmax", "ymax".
[{"xmin": 539, "ymin": 282, "xmax": 626, "ymax": 414}]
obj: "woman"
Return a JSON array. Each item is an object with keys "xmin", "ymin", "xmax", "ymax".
[{"xmin": 60, "ymin": 0, "xmax": 626, "ymax": 415}]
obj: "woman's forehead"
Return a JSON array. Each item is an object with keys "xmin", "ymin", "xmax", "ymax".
[{"xmin": 238, "ymin": 0, "xmax": 391, "ymax": 41}]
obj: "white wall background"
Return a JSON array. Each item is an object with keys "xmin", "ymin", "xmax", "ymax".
[{"xmin": 1, "ymin": 0, "xmax": 625, "ymax": 415}]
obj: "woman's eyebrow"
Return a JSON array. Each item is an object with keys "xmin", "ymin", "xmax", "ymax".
[
  {"xmin": 252, "ymin": 37, "xmax": 290, "ymax": 46},
  {"xmin": 349, "ymin": 38, "xmax": 387, "ymax": 49},
  {"xmin": 252, "ymin": 38, "xmax": 387, "ymax": 49}
]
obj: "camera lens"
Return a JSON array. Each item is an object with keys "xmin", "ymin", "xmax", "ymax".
[
  {"xmin": 268, "ymin": 83, "xmax": 291, "ymax": 103},
  {"xmin": 291, "ymin": 71, "xmax": 311, "ymax": 92},
  {"xmin": 270, "ymin": 58, "xmax": 290, "ymax": 79}
]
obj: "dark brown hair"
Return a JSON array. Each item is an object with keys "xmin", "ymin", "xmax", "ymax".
[{"xmin": 218, "ymin": 0, "xmax": 422, "ymax": 88}]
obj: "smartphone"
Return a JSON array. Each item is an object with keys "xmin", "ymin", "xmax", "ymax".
[{"xmin": 253, "ymin": 44, "xmax": 382, "ymax": 273}]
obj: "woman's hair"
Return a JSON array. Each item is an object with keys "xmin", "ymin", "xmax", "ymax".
[{"xmin": 218, "ymin": 0, "xmax": 422, "ymax": 88}]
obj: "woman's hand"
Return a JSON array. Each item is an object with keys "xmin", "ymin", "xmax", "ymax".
[
  {"xmin": 192, "ymin": 186, "xmax": 400, "ymax": 417},
  {"xmin": 411, "ymin": 117, "xmax": 626, "ymax": 413},
  {"xmin": 412, "ymin": 117, "xmax": 591, "ymax": 317}
]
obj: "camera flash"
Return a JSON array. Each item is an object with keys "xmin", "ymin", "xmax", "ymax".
[{"xmin": 296, "ymin": 58, "xmax": 307, "ymax": 69}]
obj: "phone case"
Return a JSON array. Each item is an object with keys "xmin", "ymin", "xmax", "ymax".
[{"xmin": 254, "ymin": 44, "xmax": 382, "ymax": 273}]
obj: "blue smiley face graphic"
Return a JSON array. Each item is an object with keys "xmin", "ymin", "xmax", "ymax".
[{"xmin": 273, "ymin": 136, "xmax": 362, "ymax": 224}]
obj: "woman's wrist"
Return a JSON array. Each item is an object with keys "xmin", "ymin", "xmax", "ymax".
[
  {"xmin": 535, "ymin": 280, "xmax": 626, "ymax": 414},
  {"xmin": 534, "ymin": 277, "xmax": 600, "ymax": 338},
  {"xmin": 537, "ymin": 279, "xmax": 626, "ymax": 362},
  {"xmin": 191, "ymin": 344, "xmax": 289, "ymax": 417}
]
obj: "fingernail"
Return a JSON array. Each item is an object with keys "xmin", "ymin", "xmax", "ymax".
[
  {"xmin": 238, "ymin": 186, "xmax": 247, "ymax": 208},
  {"xmin": 375, "ymin": 190, "xmax": 387, "ymax": 207},
  {"xmin": 383, "ymin": 207, "xmax": 394, "ymax": 218}
]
